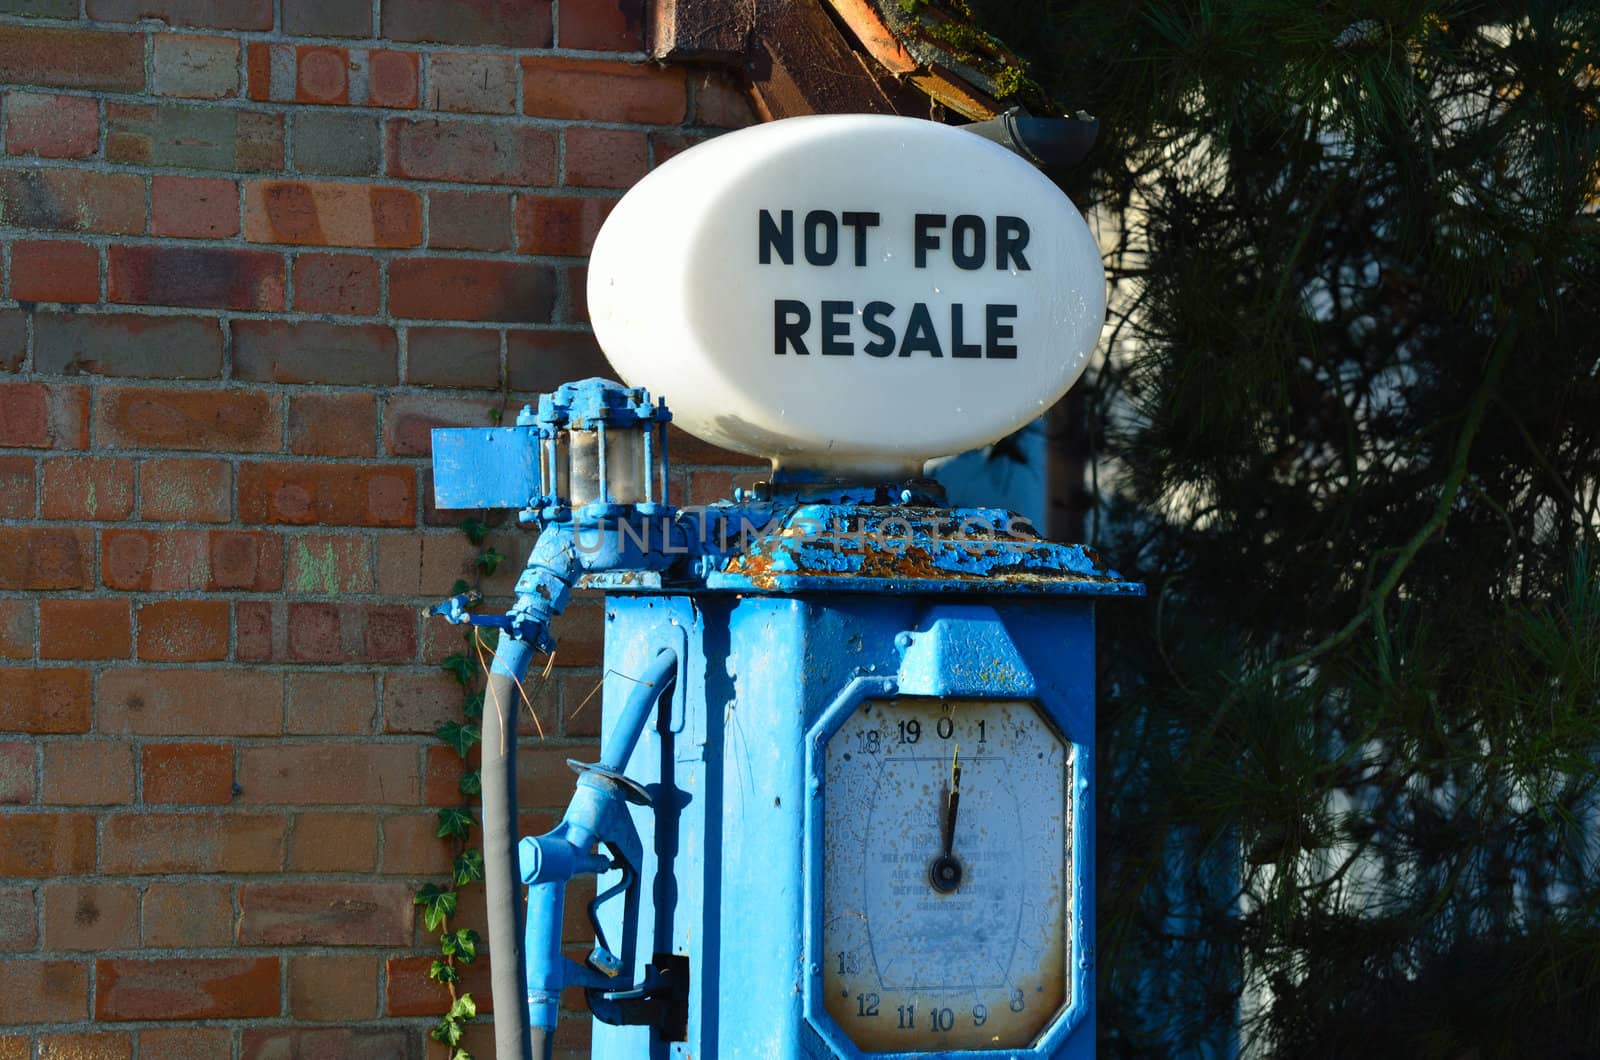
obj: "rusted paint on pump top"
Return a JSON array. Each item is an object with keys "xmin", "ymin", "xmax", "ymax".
[{"xmin": 425, "ymin": 113, "xmax": 1137, "ymax": 1060}]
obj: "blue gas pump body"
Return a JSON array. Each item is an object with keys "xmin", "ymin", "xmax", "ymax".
[{"xmin": 430, "ymin": 379, "xmax": 1140, "ymax": 1060}]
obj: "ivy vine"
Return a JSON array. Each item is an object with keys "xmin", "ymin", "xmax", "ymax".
[{"xmin": 413, "ymin": 513, "xmax": 507, "ymax": 1058}]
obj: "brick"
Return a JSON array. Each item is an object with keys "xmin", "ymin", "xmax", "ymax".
[
  {"xmin": 286, "ymin": 811, "xmax": 375, "ymax": 871},
  {"xmin": 368, "ymin": 49, "xmax": 420, "ymax": 108},
  {"xmin": 291, "ymin": 252, "xmax": 379, "ymax": 316},
  {"xmin": 0, "ymin": 814, "xmax": 95, "ymax": 876},
  {"xmin": 107, "ymin": 101, "xmax": 282, "ymax": 171},
  {"xmin": 289, "ymin": 955, "xmax": 377, "ymax": 1021},
  {"xmin": 138, "ymin": 458, "xmax": 232, "ymax": 522},
  {"xmin": 566, "ymin": 127, "xmax": 648, "ymax": 188},
  {"xmin": 428, "ymin": 189, "xmax": 511, "ymax": 252},
  {"xmin": 560, "ymin": 0, "xmax": 643, "ymax": 49},
  {"xmin": 283, "ymin": 0, "xmax": 371, "ymax": 38},
  {"xmin": 384, "ymin": 393, "xmax": 501, "ymax": 457},
  {"xmin": 0, "ymin": 0, "xmax": 75, "ymax": 16},
  {"xmin": 101, "ymin": 529, "xmax": 283, "ymax": 592},
  {"xmin": 515, "ymin": 194, "xmax": 614, "ymax": 256},
  {"xmin": 239, "ymin": 881, "xmax": 413, "ymax": 945},
  {"xmin": 375, "ymin": 532, "xmax": 494, "ymax": 596},
  {"xmin": 0, "ymin": 887, "xmax": 37, "ymax": 950},
  {"xmin": 387, "ymin": 117, "xmax": 557, "ymax": 186},
  {"xmin": 523, "ymin": 57, "xmax": 685, "ymax": 124},
  {"xmin": 0, "ymin": 526, "xmax": 91, "ymax": 588},
  {"xmin": 381, "ymin": 670, "xmax": 462, "ymax": 733},
  {"xmin": 286, "ymin": 671, "xmax": 375, "ymax": 735},
  {"xmin": 385, "ymin": 954, "xmax": 494, "ymax": 1017},
  {"xmin": 244, "ymin": 180, "xmax": 421, "ymax": 248},
  {"xmin": 241, "ymin": 1028, "xmax": 415, "ymax": 1060},
  {"xmin": 280, "ymin": 602, "xmax": 417, "ymax": 662},
  {"xmin": 136, "ymin": 599, "xmax": 229, "ymax": 661},
  {"xmin": 97, "ymin": 957, "xmax": 279, "ymax": 1020},
  {"xmin": 383, "ymin": 0, "xmax": 552, "ymax": 47},
  {"xmin": 0, "ymin": 458, "xmax": 31, "ymax": 519},
  {"xmin": 40, "ymin": 456, "xmax": 134, "ymax": 520},
  {"xmin": 11, "ymin": 239, "xmax": 99, "ymax": 303},
  {"xmin": 151, "ymin": 175, "xmax": 238, "ymax": 238},
  {"xmin": 109, "ymin": 245, "xmax": 285, "ymax": 311},
  {"xmin": 0, "ymin": 599, "xmax": 32, "ymax": 658},
  {"xmin": 137, "ymin": 1029, "xmax": 231, "ymax": 1060},
  {"xmin": 0, "ymin": 168, "xmax": 144, "ymax": 234},
  {"xmin": 102, "ymin": 813, "xmax": 285, "ymax": 873},
  {"xmin": 235, "ymin": 599, "xmax": 271, "ymax": 661},
  {"xmin": 0, "ymin": 960, "xmax": 88, "ymax": 1022},
  {"xmin": 0, "ymin": 741, "xmax": 32, "ymax": 803},
  {"xmin": 97, "ymin": 386, "xmax": 280, "ymax": 451},
  {"xmin": 290, "ymin": 110, "xmax": 379, "ymax": 177},
  {"xmin": 652, "ymin": 129, "xmax": 709, "ymax": 165},
  {"xmin": 140, "ymin": 881, "xmax": 232, "ymax": 947},
  {"xmin": 141, "ymin": 742, "xmax": 233, "ymax": 803},
  {"xmin": 506, "ymin": 329, "xmax": 611, "ymax": 392},
  {"xmin": 36, "ymin": 313, "xmax": 223, "ymax": 379},
  {"xmin": 406, "ymin": 326, "xmax": 500, "ymax": 389},
  {"xmin": 0, "ymin": 308, "xmax": 24, "ymax": 371},
  {"xmin": 0, "ymin": 25, "xmax": 143, "ymax": 91},
  {"xmin": 38, "ymin": 599, "xmax": 132, "ymax": 661},
  {"xmin": 389, "ymin": 258, "xmax": 557, "ymax": 323},
  {"xmin": 239, "ymin": 742, "xmax": 419, "ymax": 804},
  {"xmin": 691, "ymin": 69, "xmax": 756, "ymax": 128},
  {"xmin": 286, "ymin": 534, "xmax": 372, "ymax": 594},
  {"xmin": 87, "ymin": 0, "xmax": 272, "ymax": 30},
  {"xmin": 287, "ymin": 392, "xmax": 376, "ymax": 457},
  {"xmin": 98, "ymin": 668, "xmax": 282, "ymax": 735},
  {"xmin": 43, "ymin": 883, "xmax": 138, "ymax": 951},
  {"xmin": 38, "ymin": 1033, "xmax": 132, "ymax": 1060},
  {"xmin": 41, "ymin": 740, "xmax": 134, "ymax": 803},
  {"xmin": 239, "ymin": 462, "xmax": 415, "ymax": 527},
  {"xmin": 0, "ymin": 668, "xmax": 89, "ymax": 733},
  {"xmin": 427, "ymin": 51, "xmax": 517, "ymax": 113},
  {"xmin": 378, "ymin": 812, "xmax": 451, "ymax": 874},
  {"xmin": 0, "ymin": 1039, "xmax": 19, "ymax": 1060},
  {"xmin": 153, "ymin": 33, "xmax": 239, "ymax": 98},
  {"xmin": 4, "ymin": 92, "xmax": 98, "ymax": 158},
  {"xmin": 296, "ymin": 45, "xmax": 348, "ymax": 103},
  {"xmin": 233, "ymin": 320, "xmax": 397, "ymax": 385}
]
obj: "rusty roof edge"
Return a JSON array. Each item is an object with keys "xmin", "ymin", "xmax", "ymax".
[{"xmin": 819, "ymin": 0, "xmax": 1005, "ymax": 120}]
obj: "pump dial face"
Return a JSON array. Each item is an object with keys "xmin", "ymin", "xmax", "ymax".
[{"xmin": 821, "ymin": 697, "xmax": 1071, "ymax": 1052}]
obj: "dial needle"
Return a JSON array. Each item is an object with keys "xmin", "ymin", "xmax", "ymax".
[{"xmin": 941, "ymin": 744, "xmax": 961, "ymax": 859}]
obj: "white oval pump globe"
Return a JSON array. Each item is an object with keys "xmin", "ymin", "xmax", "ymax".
[{"xmin": 587, "ymin": 114, "xmax": 1106, "ymax": 478}]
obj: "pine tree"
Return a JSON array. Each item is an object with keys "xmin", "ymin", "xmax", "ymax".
[{"xmin": 968, "ymin": 1, "xmax": 1600, "ymax": 1055}]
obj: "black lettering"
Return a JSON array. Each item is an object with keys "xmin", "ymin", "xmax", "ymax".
[
  {"xmin": 951, "ymin": 304, "xmax": 980, "ymax": 358},
  {"xmin": 758, "ymin": 209, "xmax": 793, "ymax": 265},
  {"xmin": 914, "ymin": 213, "xmax": 946, "ymax": 268},
  {"xmin": 857, "ymin": 993, "xmax": 880, "ymax": 1017},
  {"xmin": 952, "ymin": 214, "xmax": 985, "ymax": 270},
  {"xmin": 804, "ymin": 209, "xmax": 838, "ymax": 266},
  {"xmin": 986, "ymin": 304, "xmax": 1018, "ymax": 359},
  {"xmin": 861, "ymin": 301, "xmax": 895, "ymax": 357},
  {"xmin": 840, "ymin": 211, "xmax": 880, "ymax": 266},
  {"xmin": 774, "ymin": 300, "xmax": 810, "ymax": 355},
  {"xmin": 997, "ymin": 216, "xmax": 1031, "ymax": 270},
  {"xmin": 821, "ymin": 300, "xmax": 853, "ymax": 356},
  {"xmin": 899, "ymin": 303, "xmax": 943, "ymax": 357}
]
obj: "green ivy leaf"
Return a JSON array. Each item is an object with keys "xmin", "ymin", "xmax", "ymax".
[
  {"xmin": 474, "ymin": 547, "xmax": 503, "ymax": 576},
  {"xmin": 429, "ymin": 958, "xmax": 459, "ymax": 985},
  {"xmin": 449, "ymin": 993, "xmax": 478, "ymax": 1021},
  {"xmin": 440, "ymin": 652, "xmax": 475, "ymax": 687},
  {"xmin": 461, "ymin": 692, "xmax": 485, "ymax": 721},
  {"xmin": 455, "ymin": 928, "xmax": 480, "ymax": 963},
  {"xmin": 453, "ymin": 848, "xmax": 485, "ymax": 887},
  {"xmin": 460, "ymin": 517, "xmax": 490, "ymax": 546},
  {"xmin": 437, "ymin": 806, "xmax": 475, "ymax": 841},
  {"xmin": 430, "ymin": 1015, "xmax": 464, "ymax": 1047},
  {"xmin": 414, "ymin": 884, "xmax": 458, "ymax": 933},
  {"xmin": 451, "ymin": 578, "xmax": 472, "ymax": 596},
  {"xmin": 452, "ymin": 1049, "xmax": 472, "ymax": 1060},
  {"xmin": 487, "ymin": 405, "xmax": 503, "ymax": 425},
  {"xmin": 436, "ymin": 720, "xmax": 481, "ymax": 758},
  {"xmin": 459, "ymin": 768, "xmax": 482, "ymax": 796}
]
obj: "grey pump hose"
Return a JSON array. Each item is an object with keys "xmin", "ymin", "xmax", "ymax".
[{"xmin": 483, "ymin": 635, "xmax": 537, "ymax": 1060}]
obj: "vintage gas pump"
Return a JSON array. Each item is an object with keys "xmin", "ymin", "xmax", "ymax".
[{"xmin": 429, "ymin": 114, "xmax": 1141, "ymax": 1060}]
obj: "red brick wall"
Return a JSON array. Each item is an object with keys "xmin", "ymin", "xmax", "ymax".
[{"xmin": 0, "ymin": 2, "xmax": 761, "ymax": 1055}]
